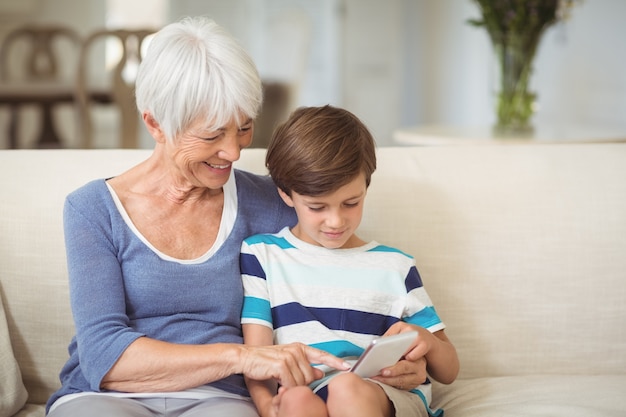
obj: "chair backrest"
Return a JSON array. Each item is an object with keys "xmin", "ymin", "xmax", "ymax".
[
  {"xmin": 0, "ymin": 24, "xmax": 80, "ymax": 82},
  {"xmin": 75, "ymin": 28, "xmax": 156, "ymax": 148}
]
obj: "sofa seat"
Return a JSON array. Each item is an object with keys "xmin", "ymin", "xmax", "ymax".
[{"xmin": 433, "ymin": 375, "xmax": 626, "ymax": 417}]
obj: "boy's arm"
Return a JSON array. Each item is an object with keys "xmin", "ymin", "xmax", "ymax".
[
  {"xmin": 243, "ymin": 323, "xmax": 279, "ymax": 417},
  {"xmin": 421, "ymin": 329, "xmax": 459, "ymax": 384},
  {"xmin": 384, "ymin": 323, "xmax": 459, "ymax": 385}
]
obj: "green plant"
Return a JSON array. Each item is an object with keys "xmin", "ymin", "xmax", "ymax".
[{"xmin": 468, "ymin": 0, "xmax": 577, "ymax": 133}]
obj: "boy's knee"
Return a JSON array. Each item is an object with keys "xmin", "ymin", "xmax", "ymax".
[
  {"xmin": 280, "ymin": 386, "xmax": 320, "ymax": 409},
  {"xmin": 327, "ymin": 373, "xmax": 386, "ymax": 409},
  {"xmin": 327, "ymin": 372, "xmax": 370, "ymax": 399},
  {"xmin": 279, "ymin": 386, "xmax": 326, "ymax": 416},
  {"xmin": 282, "ymin": 386, "xmax": 316, "ymax": 402}
]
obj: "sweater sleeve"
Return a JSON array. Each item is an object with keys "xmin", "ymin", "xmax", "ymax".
[{"xmin": 63, "ymin": 185, "xmax": 144, "ymax": 391}]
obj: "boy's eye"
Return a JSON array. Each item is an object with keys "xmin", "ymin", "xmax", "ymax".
[{"xmin": 308, "ymin": 206, "xmax": 324, "ymax": 212}]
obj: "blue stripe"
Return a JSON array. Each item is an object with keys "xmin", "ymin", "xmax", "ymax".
[
  {"xmin": 404, "ymin": 306, "xmax": 440, "ymax": 328},
  {"xmin": 309, "ymin": 340, "xmax": 364, "ymax": 358},
  {"xmin": 410, "ymin": 385, "xmax": 444, "ymax": 417},
  {"xmin": 315, "ymin": 385, "xmax": 329, "ymax": 402},
  {"xmin": 367, "ymin": 245, "xmax": 411, "ymax": 258},
  {"xmin": 242, "ymin": 296, "xmax": 272, "ymax": 323},
  {"xmin": 240, "ymin": 253, "xmax": 265, "ymax": 279},
  {"xmin": 244, "ymin": 234, "xmax": 295, "ymax": 249},
  {"xmin": 405, "ymin": 266, "xmax": 423, "ymax": 291},
  {"xmin": 272, "ymin": 302, "xmax": 399, "ymax": 335}
]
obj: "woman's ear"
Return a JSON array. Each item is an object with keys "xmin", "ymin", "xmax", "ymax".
[
  {"xmin": 143, "ymin": 112, "xmax": 166, "ymax": 143},
  {"xmin": 277, "ymin": 187, "xmax": 294, "ymax": 207}
]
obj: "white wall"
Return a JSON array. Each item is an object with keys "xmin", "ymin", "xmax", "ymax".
[
  {"xmin": 2, "ymin": 0, "xmax": 626, "ymax": 148},
  {"xmin": 532, "ymin": 0, "xmax": 626, "ymax": 128},
  {"xmin": 341, "ymin": 0, "xmax": 404, "ymax": 146},
  {"xmin": 402, "ymin": 0, "xmax": 626, "ymax": 139}
]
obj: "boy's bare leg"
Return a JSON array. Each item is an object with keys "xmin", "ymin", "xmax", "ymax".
[
  {"xmin": 278, "ymin": 386, "xmax": 329, "ymax": 417},
  {"xmin": 326, "ymin": 373, "xmax": 393, "ymax": 417}
]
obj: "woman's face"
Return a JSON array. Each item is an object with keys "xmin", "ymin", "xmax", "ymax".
[{"xmin": 166, "ymin": 117, "xmax": 254, "ymax": 190}]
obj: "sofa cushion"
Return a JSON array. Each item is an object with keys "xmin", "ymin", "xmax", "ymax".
[
  {"xmin": 432, "ymin": 375, "xmax": 626, "ymax": 417},
  {"xmin": 0, "ymin": 292, "xmax": 28, "ymax": 416}
]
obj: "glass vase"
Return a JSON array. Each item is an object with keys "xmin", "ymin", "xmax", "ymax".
[{"xmin": 492, "ymin": 33, "xmax": 541, "ymax": 135}]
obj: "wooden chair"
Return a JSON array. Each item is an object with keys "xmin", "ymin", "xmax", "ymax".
[
  {"xmin": 75, "ymin": 28, "xmax": 156, "ymax": 148},
  {"xmin": 0, "ymin": 24, "xmax": 80, "ymax": 148},
  {"xmin": 0, "ymin": 24, "xmax": 80, "ymax": 81}
]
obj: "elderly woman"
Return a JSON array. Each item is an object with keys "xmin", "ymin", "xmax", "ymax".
[{"xmin": 46, "ymin": 16, "xmax": 425, "ymax": 417}]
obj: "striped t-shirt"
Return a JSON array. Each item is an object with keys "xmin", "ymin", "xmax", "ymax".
[{"xmin": 240, "ymin": 227, "xmax": 445, "ymax": 413}]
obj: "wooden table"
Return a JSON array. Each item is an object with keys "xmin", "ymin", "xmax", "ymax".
[
  {"xmin": 0, "ymin": 82, "xmax": 110, "ymax": 148},
  {"xmin": 393, "ymin": 124, "xmax": 626, "ymax": 146}
]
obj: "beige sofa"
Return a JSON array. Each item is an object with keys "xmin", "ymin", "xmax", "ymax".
[{"xmin": 1, "ymin": 145, "xmax": 625, "ymax": 417}]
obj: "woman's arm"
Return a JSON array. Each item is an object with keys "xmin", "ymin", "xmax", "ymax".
[
  {"xmin": 102, "ymin": 338, "xmax": 243, "ymax": 392},
  {"xmin": 102, "ymin": 332, "xmax": 347, "ymax": 393}
]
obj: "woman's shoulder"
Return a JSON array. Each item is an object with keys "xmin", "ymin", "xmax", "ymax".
[
  {"xmin": 65, "ymin": 179, "xmax": 115, "ymax": 215},
  {"xmin": 233, "ymin": 169, "xmax": 274, "ymax": 190},
  {"xmin": 63, "ymin": 179, "xmax": 119, "ymax": 229},
  {"xmin": 233, "ymin": 169, "xmax": 281, "ymax": 206},
  {"xmin": 233, "ymin": 169, "xmax": 296, "ymax": 229},
  {"xmin": 67, "ymin": 179, "xmax": 109, "ymax": 201}
]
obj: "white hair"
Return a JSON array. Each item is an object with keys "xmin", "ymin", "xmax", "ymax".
[{"xmin": 135, "ymin": 16, "xmax": 262, "ymax": 141}]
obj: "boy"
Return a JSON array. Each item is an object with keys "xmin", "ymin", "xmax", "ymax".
[{"xmin": 241, "ymin": 105, "xmax": 459, "ymax": 417}]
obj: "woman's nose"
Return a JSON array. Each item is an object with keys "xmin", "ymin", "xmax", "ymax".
[{"xmin": 218, "ymin": 133, "xmax": 243, "ymax": 161}]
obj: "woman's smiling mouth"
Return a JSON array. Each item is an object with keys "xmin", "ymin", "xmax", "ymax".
[{"xmin": 204, "ymin": 162, "xmax": 231, "ymax": 169}]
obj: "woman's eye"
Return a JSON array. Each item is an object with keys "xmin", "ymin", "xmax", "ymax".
[{"xmin": 195, "ymin": 131, "xmax": 221, "ymax": 141}]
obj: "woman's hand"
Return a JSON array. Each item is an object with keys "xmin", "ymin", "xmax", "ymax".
[{"xmin": 240, "ymin": 342, "xmax": 350, "ymax": 388}]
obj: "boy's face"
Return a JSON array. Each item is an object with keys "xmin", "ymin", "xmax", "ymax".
[{"xmin": 278, "ymin": 173, "xmax": 367, "ymax": 249}]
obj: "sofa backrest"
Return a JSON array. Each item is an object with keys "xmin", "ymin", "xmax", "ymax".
[
  {"xmin": 1, "ymin": 145, "xmax": 625, "ymax": 405},
  {"xmin": 0, "ymin": 149, "xmax": 150, "ymax": 405},
  {"xmin": 359, "ymin": 144, "xmax": 626, "ymax": 379}
]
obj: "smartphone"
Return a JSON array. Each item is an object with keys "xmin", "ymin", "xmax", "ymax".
[{"xmin": 350, "ymin": 331, "xmax": 418, "ymax": 378}]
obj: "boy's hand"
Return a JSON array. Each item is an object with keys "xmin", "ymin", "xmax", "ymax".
[
  {"xmin": 373, "ymin": 357, "xmax": 428, "ymax": 390},
  {"xmin": 373, "ymin": 322, "xmax": 430, "ymax": 390},
  {"xmin": 381, "ymin": 321, "xmax": 460, "ymax": 386}
]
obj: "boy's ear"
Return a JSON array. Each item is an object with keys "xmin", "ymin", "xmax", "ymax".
[{"xmin": 277, "ymin": 187, "xmax": 295, "ymax": 207}]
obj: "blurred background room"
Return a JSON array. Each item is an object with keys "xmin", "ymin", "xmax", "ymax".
[{"xmin": 1, "ymin": 0, "xmax": 625, "ymax": 149}]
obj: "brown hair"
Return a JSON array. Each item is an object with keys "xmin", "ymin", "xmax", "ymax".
[{"xmin": 265, "ymin": 105, "xmax": 376, "ymax": 196}]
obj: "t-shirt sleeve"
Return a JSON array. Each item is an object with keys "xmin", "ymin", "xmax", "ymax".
[
  {"xmin": 403, "ymin": 265, "xmax": 446, "ymax": 333},
  {"xmin": 240, "ymin": 238, "xmax": 273, "ymax": 328}
]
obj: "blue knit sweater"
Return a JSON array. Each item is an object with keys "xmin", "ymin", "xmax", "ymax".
[{"xmin": 47, "ymin": 170, "xmax": 296, "ymax": 412}]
